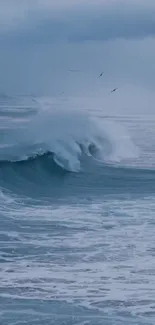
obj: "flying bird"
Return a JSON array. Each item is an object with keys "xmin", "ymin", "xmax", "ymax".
[
  {"xmin": 69, "ymin": 69, "xmax": 81, "ymax": 72},
  {"xmin": 98, "ymin": 72, "xmax": 104, "ymax": 78},
  {"xmin": 110, "ymin": 88, "xmax": 118, "ymax": 93}
]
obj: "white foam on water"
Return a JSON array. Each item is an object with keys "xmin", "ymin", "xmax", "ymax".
[{"xmin": 1, "ymin": 195, "xmax": 155, "ymax": 322}]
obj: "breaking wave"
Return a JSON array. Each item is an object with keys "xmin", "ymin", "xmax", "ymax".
[{"xmin": 0, "ymin": 107, "xmax": 138, "ymax": 172}]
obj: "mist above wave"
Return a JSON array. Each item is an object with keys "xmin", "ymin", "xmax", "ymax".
[{"xmin": 0, "ymin": 104, "xmax": 138, "ymax": 172}]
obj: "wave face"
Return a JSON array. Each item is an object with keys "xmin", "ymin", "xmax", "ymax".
[
  {"xmin": 1, "ymin": 94, "xmax": 155, "ymax": 199},
  {"xmin": 0, "ymin": 95, "xmax": 142, "ymax": 196},
  {"xmin": 1, "ymin": 95, "xmax": 155, "ymax": 200}
]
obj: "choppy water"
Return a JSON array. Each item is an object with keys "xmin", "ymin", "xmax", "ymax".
[{"xmin": 0, "ymin": 95, "xmax": 155, "ymax": 325}]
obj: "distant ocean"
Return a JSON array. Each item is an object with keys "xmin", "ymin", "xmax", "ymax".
[{"xmin": 1, "ymin": 94, "xmax": 155, "ymax": 325}]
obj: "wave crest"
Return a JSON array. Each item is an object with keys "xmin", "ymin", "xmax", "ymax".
[{"xmin": 0, "ymin": 107, "xmax": 138, "ymax": 172}]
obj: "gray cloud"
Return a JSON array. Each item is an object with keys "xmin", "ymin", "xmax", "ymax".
[{"xmin": 0, "ymin": 1, "xmax": 155, "ymax": 44}]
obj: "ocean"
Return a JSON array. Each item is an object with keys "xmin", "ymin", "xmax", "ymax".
[{"xmin": 0, "ymin": 94, "xmax": 155, "ymax": 325}]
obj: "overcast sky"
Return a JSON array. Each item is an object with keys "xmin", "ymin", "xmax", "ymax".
[{"xmin": 0, "ymin": 0, "xmax": 155, "ymax": 96}]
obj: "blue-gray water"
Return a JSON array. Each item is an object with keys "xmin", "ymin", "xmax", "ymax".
[{"xmin": 0, "ymin": 95, "xmax": 155, "ymax": 325}]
